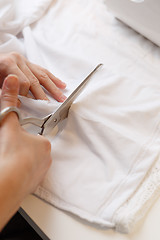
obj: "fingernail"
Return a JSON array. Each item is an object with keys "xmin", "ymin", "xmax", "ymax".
[
  {"xmin": 61, "ymin": 82, "xmax": 66, "ymax": 87},
  {"xmin": 60, "ymin": 95, "xmax": 67, "ymax": 102},
  {"xmin": 4, "ymin": 75, "xmax": 18, "ymax": 90}
]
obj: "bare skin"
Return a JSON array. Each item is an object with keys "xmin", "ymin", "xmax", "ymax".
[
  {"xmin": 0, "ymin": 52, "xmax": 67, "ymax": 101},
  {"xmin": 0, "ymin": 75, "xmax": 52, "ymax": 230}
]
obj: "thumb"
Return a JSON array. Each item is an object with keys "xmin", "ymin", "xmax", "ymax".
[{"xmin": 1, "ymin": 74, "xmax": 19, "ymax": 111}]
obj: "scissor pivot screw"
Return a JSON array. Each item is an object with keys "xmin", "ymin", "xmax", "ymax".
[{"xmin": 54, "ymin": 118, "xmax": 57, "ymax": 122}]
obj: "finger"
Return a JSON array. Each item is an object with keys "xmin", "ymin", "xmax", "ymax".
[
  {"xmin": 5, "ymin": 65, "xmax": 30, "ymax": 97},
  {"xmin": 17, "ymin": 71, "xmax": 30, "ymax": 97},
  {"xmin": 12, "ymin": 68, "xmax": 34, "ymax": 99},
  {"xmin": 1, "ymin": 79, "xmax": 21, "ymax": 107},
  {"xmin": 19, "ymin": 63, "xmax": 49, "ymax": 100},
  {"xmin": 45, "ymin": 69, "xmax": 66, "ymax": 89},
  {"xmin": 0, "ymin": 75, "xmax": 20, "ymax": 127},
  {"xmin": 26, "ymin": 93, "xmax": 34, "ymax": 99},
  {"xmin": 1, "ymin": 75, "xmax": 19, "ymax": 110},
  {"xmin": 34, "ymin": 75, "xmax": 67, "ymax": 102},
  {"xmin": 28, "ymin": 62, "xmax": 66, "ymax": 89},
  {"xmin": 27, "ymin": 62, "xmax": 67, "ymax": 102}
]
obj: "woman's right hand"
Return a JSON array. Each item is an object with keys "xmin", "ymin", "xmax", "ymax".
[{"xmin": 0, "ymin": 74, "xmax": 52, "ymax": 230}]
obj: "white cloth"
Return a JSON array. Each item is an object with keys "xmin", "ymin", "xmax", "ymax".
[{"xmin": 1, "ymin": 0, "xmax": 160, "ymax": 233}]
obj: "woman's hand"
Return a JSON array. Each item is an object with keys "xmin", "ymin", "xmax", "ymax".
[
  {"xmin": 0, "ymin": 52, "xmax": 67, "ymax": 102},
  {"xmin": 0, "ymin": 75, "xmax": 52, "ymax": 230}
]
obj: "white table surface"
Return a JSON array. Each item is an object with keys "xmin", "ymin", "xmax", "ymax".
[{"xmin": 20, "ymin": 194, "xmax": 160, "ymax": 240}]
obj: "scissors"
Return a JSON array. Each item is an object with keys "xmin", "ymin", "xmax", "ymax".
[{"xmin": 0, "ymin": 64, "xmax": 102, "ymax": 135}]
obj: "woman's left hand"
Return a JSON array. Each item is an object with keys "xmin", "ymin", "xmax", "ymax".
[{"xmin": 0, "ymin": 52, "xmax": 67, "ymax": 102}]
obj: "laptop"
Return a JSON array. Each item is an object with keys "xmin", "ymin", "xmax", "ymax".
[{"xmin": 105, "ymin": 0, "xmax": 160, "ymax": 47}]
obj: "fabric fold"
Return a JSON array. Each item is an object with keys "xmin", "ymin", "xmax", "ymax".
[{"xmin": 1, "ymin": 0, "xmax": 160, "ymax": 233}]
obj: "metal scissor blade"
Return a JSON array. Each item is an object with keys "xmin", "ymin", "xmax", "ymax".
[{"xmin": 44, "ymin": 63, "xmax": 102, "ymax": 134}]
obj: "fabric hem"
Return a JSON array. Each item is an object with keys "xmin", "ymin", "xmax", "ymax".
[{"xmin": 34, "ymin": 186, "xmax": 115, "ymax": 229}]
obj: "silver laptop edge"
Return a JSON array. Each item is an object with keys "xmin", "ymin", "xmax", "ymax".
[{"xmin": 105, "ymin": 0, "xmax": 160, "ymax": 47}]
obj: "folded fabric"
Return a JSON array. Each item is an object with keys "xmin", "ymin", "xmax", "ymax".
[{"xmin": 1, "ymin": 0, "xmax": 160, "ymax": 233}]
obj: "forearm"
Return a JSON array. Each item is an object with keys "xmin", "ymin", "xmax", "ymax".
[{"xmin": 0, "ymin": 161, "xmax": 29, "ymax": 231}]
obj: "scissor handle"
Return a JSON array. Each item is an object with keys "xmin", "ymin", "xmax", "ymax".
[{"xmin": 0, "ymin": 107, "xmax": 21, "ymax": 123}]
